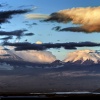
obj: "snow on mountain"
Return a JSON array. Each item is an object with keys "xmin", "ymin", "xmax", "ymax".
[
  {"xmin": 16, "ymin": 50, "xmax": 56, "ymax": 63},
  {"xmin": 0, "ymin": 46, "xmax": 23, "ymax": 61},
  {"xmin": 11, "ymin": 50, "xmax": 56, "ymax": 63},
  {"xmin": 63, "ymin": 50, "xmax": 100, "ymax": 64},
  {"xmin": 0, "ymin": 46, "xmax": 56, "ymax": 63}
]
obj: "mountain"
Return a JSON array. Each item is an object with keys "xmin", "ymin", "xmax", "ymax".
[
  {"xmin": 0, "ymin": 46, "xmax": 23, "ymax": 61},
  {"xmin": 63, "ymin": 50, "xmax": 100, "ymax": 65},
  {"xmin": 13, "ymin": 50, "xmax": 56, "ymax": 63},
  {"xmin": 0, "ymin": 46, "xmax": 56, "ymax": 63}
]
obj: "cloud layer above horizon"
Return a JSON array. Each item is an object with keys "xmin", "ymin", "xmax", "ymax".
[{"xmin": 3, "ymin": 41, "xmax": 100, "ymax": 51}]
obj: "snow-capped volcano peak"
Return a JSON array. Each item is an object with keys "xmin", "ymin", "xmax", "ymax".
[{"xmin": 63, "ymin": 50, "xmax": 100, "ymax": 64}]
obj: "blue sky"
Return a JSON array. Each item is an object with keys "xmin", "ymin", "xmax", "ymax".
[{"xmin": 0, "ymin": 0, "xmax": 100, "ymax": 60}]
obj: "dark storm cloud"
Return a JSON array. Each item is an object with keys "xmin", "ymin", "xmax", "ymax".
[
  {"xmin": 3, "ymin": 41, "xmax": 100, "ymax": 51},
  {"xmin": 0, "ymin": 9, "xmax": 31, "ymax": 24}
]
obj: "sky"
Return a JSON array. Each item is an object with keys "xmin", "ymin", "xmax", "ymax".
[{"xmin": 0, "ymin": 0, "xmax": 100, "ymax": 60}]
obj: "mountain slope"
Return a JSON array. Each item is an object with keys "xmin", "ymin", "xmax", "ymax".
[
  {"xmin": 63, "ymin": 50, "xmax": 100, "ymax": 64},
  {"xmin": 13, "ymin": 50, "xmax": 56, "ymax": 63},
  {"xmin": 0, "ymin": 46, "xmax": 56, "ymax": 63},
  {"xmin": 0, "ymin": 46, "xmax": 23, "ymax": 61}
]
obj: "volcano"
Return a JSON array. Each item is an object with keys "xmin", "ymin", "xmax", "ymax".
[
  {"xmin": 0, "ymin": 46, "xmax": 56, "ymax": 63},
  {"xmin": 63, "ymin": 50, "xmax": 100, "ymax": 65},
  {"xmin": 0, "ymin": 46, "xmax": 23, "ymax": 61}
]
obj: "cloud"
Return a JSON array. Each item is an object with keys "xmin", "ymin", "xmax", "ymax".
[
  {"xmin": 0, "ymin": 4, "xmax": 5, "ymax": 7},
  {"xmin": 44, "ymin": 6, "xmax": 100, "ymax": 33},
  {"xmin": 15, "ymin": 45, "xmax": 46, "ymax": 51},
  {"xmin": 18, "ymin": 5, "xmax": 35, "ymax": 8},
  {"xmin": 3, "ymin": 42, "xmax": 32, "ymax": 46},
  {"xmin": 3, "ymin": 42, "xmax": 46, "ymax": 51},
  {"xmin": 0, "ymin": 36, "xmax": 13, "ymax": 42},
  {"xmin": 52, "ymin": 26, "xmax": 61, "ymax": 31},
  {"xmin": 0, "ymin": 29, "xmax": 27, "ymax": 37},
  {"xmin": 25, "ymin": 23, "xmax": 37, "ymax": 28},
  {"xmin": 0, "ymin": 45, "xmax": 56, "ymax": 63},
  {"xmin": 32, "ymin": 22, "xmax": 37, "ymax": 25},
  {"xmin": 24, "ymin": 33, "xmax": 34, "ymax": 36},
  {"xmin": 0, "ymin": 9, "xmax": 30, "ymax": 24},
  {"xmin": 3, "ymin": 41, "xmax": 100, "ymax": 51},
  {"xmin": 59, "ymin": 26, "xmax": 88, "ymax": 33},
  {"xmin": 60, "ymin": 25, "xmax": 100, "ymax": 33},
  {"xmin": 0, "ymin": 2, "xmax": 9, "ymax": 7},
  {"xmin": 0, "ymin": 29, "xmax": 30, "ymax": 42},
  {"xmin": 13, "ymin": 50, "xmax": 56, "ymax": 63},
  {"xmin": 25, "ymin": 13, "xmax": 50, "ymax": 19}
]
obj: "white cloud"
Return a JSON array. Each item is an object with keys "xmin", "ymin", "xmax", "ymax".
[
  {"xmin": 12, "ymin": 50, "xmax": 56, "ymax": 63},
  {"xmin": 25, "ymin": 13, "xmax": 50, "ymax": 19}
]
